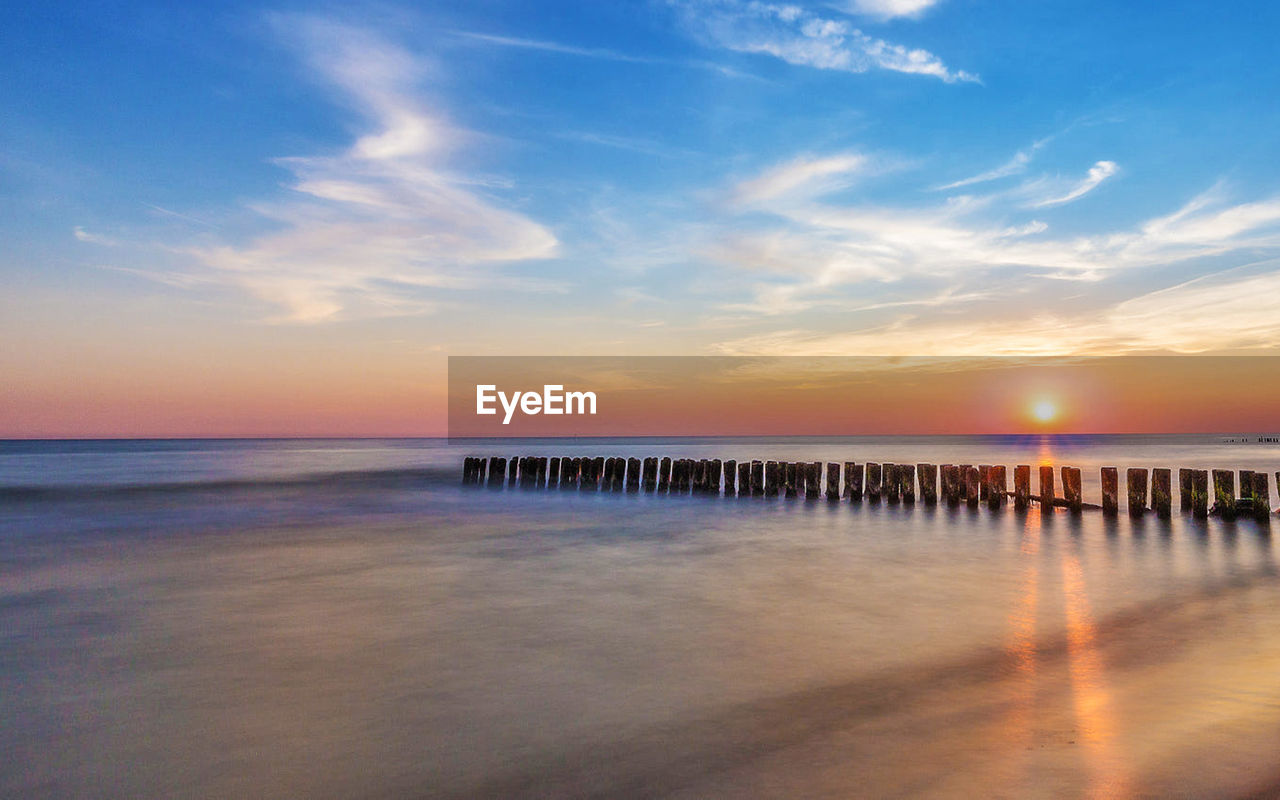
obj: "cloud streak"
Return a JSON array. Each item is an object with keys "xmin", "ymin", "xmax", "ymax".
[
  {"xmin": 146, "ymin": 17, "xmax": 559, "ymax": 323},
  {"xmin": 673, "ymin": 0, "xmax": 978, "ymax": 83},
  {"xmin": 1032, "ymin": 160, "xmax": 1118, "ymax": 207}
]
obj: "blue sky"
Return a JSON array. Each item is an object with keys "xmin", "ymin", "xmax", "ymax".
[{"xmin": 4, "ymin": 0, "xmax": 1280, "ymax": 432}]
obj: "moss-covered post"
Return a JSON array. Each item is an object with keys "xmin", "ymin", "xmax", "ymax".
[
  {"xmin": 918, "ymin": 463, "xmax": 938, "ymax": 505},
  {"xmin": 1101, "ymin": 467, "xmax": 1118, "ymax": 515},
  {"xmin": 1212, "ymin": 470, "xmax": 1235, "ymax": 519},
  {"xmin": 1127, "ymin": 468, "xmax": 1148, "ymax": 517},
  {"xmin": 1151, "ymin": 468, "xmax": 1172, "ymax": 518},
  {"xmin": 1038, "ymin": 466, "xmax": 1055, "ymax": 509},
  {"xmin": 867, "ymin": 463, "xmax": 883, "ymax": 503}
]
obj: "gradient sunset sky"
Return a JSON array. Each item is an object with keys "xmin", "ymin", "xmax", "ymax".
[{"xmin": 4, "ymin": 1, "xmax": 1280, "ymax": 436}]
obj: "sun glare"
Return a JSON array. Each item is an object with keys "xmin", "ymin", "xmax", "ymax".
[{"xmin": 1031, "ymin": 398, "xmax": 1058, "ymax": 424}]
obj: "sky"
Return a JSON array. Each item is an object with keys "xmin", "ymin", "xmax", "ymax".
[{"xmin": 3, "ymin": 0, "xmax": 1280, "ymax": 436}]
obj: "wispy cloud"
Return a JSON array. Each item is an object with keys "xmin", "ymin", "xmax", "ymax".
[
  {"xmin": 712, "ymin": 267, "xmax": 1280, "ymax": 355},
  {"xmin": 672, "ymin": 0, "xmax": 978, "ymax": 83},
  {"xmin": 936, "ymin": 138, "xmax": 1052, "ymax": 190},
  {"xmin": 1031, "ymin": 160, "xmax": 1118, "ymax": 207},
  {"xmin": 72, "ymin": 226, "xmax": 117, "ymax": 246},
  {"xmin": 706, "ymin": 150, "xmax": 1280, "ymax": 332},
  {"xmin": 836, "ymin": 0, "xmax": 945, "ymax": 20},
  {"xmin": 732, "ymin": 152, "xmax": 865, "ymax": 205},
  {"xmin": 453, "ymin": 30, "xmax": 759, "ymax": 79},
  {"xmin": 124, "ymin": 16, "xmax": 558, "ymax": 323}
]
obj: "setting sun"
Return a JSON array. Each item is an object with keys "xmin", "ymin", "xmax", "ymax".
[{"xmin": 1031, "ymin": 398, "xmax": 1059, "ymax": 424}]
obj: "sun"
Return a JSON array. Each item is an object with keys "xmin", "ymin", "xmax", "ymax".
[{"xmin": 1030, "ymin": 398, "xmax": 1059, "ymax": 425}]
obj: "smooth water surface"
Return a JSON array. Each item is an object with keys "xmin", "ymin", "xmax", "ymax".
[{"xmin": 2, "ymin": 436, "xmax": 1279, "ymax": 798}]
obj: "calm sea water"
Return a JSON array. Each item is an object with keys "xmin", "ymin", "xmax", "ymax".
[{"xmin": 2, "ymin": 436, "xmax": 1280, "ymax": 798}]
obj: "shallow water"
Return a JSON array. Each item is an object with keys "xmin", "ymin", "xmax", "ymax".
[{"xmin": 2, "ymin": 437, "xmax": 1279, "ymax": 797}]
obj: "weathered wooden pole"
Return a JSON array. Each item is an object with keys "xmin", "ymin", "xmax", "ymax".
[
  {"xmin": 1179, "ymin": 469, "xmax": 1193, "ymax": 512},
  {"xmin": 992, "ymin": 465, "xmax": 1009, "ymax": 509},
  {"xmin": 640, "ymin": 457, "xmax": 655, "ymax": 491},
  {"xmin": 978, "ymin": 465, "xmax": 992, "ymax": 501},
  {"xmin": 1212, "ymin": 470, "xmax": 1235, "ymax": 519},
  {"xmin": 1014, "ymin": 465, "xmax": 1031, "ymax": 511},
  {"xmin": 1038, "ymin": 466, "xmax": 1055, "ymax": 509},
  {"xmin": 964, "ymin": 465, "xmax": 980, "ymax": 508},
  {"xmin": 901, "ymin": 464, "xmax": 916, "ymax": 504},
  {"xmin": 939, "ymin": 465, "xmax": 953, "ymax": 504},
  {"xmin": 1100, "ymin": 467, "xmax": 1118, "ymax": 515},
  {"xmin": 710, "ymin": 459, "xmax": 724, "ymax": 495},
  {"xmin": 884, "ymin": 464, "xmax": 901, "ymax": 504},
  {"xmin": 806, "ymin": 462, "xmax": 821, "ymax": 499},
  {"xmin": 461, "ymin": 457, "xmax": 475, "ymax": 484},
  {"xmin": 1252, "ymin": 472, "xmax": 1271, "ymax": 521},
  {"xmin": 848, "ymin": 462, "xmax": 865, "ymax": 502},
  {"xmin": 1061, "ymin": 467, "xmax": 1082, "ymax": 513},
  {"xmin": 1190, "ymin": 469, "xmax": 1208, "ymax": 518},
  {"xmin": 751, "ymin": 460, "xmax": 765, "ymax": 496},
  {"xmin": 547, "ymin": 457, "xmax": 560, "ymax": 488},
  {"xmin": 737, "ymin": 461, "xmax": 750, "ymax": 497},
  {"xmin": 866, "ymin": 463, "xmax": 883, "ymax": 503},
  {"xmin": 918, "ymin": 463, "xmax": 938, "ymax": 505},
  {"xmin": 764, "ymin": 461, "xmax": 780, "ymax": 497},
  {"xmin": 826, "ymin": 462, "xmax": 841, "ymax": 500},
  {"xmin": 508, "ymin": 456, "xmax": 519, "ymax": 487},
  {"xmin": 1151, "ymin": 468, "xmax": 1171, "ymax": 518},
  {"xmin": 724, "ymin": 459, "xmax": 737, "ymax": 496},
  {"xmin": 1127, "ymin": 468, "xmax": 1148, "ymax": 517},
  {"xmin": 537, "ymin": 457, "xmax": 548, "ymax": 488},
  {"xmin": 945, "ymin": 465, "xmax": 963, "ymax": 507},
  {"xmin": 657, "ymin": 457, "xmax": 671, "ymax": 492},
  {"xmin": 784, "ymin": 462, "xmax": 798, "ymax": 498},
  {"xmin": 488, "ymin": 456, "xmax": 506, "ymax": 489}
]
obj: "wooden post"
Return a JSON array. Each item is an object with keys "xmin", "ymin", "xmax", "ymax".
[
  {"xmin": 508, "ymin": 456, "xmax": 519, "ymax": 487},
  {"xmin": 1212, "ymin": 470, "xmax": 1235, "ymax": 519},
  {"xmin": 1014, "ymin": 465, "xmax": 1031, "ymax": 511},
  {"xmin": 1179, "ymin": 469, "xmax": 1193, "ymax": 512},
  {"xmin": 1101, "ymin": 467, "xmax": 1118, "ymax": 515},
  {"xmin": 1038, "ymin": 466, "xmax": 1055, "ymax": 508},
  {"xmin": 751, "ymin": 460, "xmax": 764, "ymax": 496},
  {"xmin": 826, "ymin": 462, "xmax": 841, "ymax": 500},
  {"xmin": 1061, "ymin": 467, "xmax": 1082, "ymax": 513},
  {"xmin": 848, "ymin": 463, "xmax": 864, "ymax": 502},
  {"xmin": 1151, "ymin": 468, "xmax": 1172, "ymax": 518},
  {"xmin": 764, "ymin": 461, "xmax": 780, "ymax": 497},
  {"xmin": 964, "ymin": 465, "xmax": 980, "ymax": 508},
  {"xmin": 738, "ymin": 461, "xmax": 750, "ymax": 497},
  {"xmin": 641, "ymin": 457, "xmax": 656, "ymax": 491},
  {"xmin": 537, "ymin": 457, "xmax": 548, "ymax": 488},
  {"xmin": 548, "ymin": 457, "xmax": 561, "ymax": 488},
  {"xmin": 989, "ymin": 465, "xmax": 1007, "ymax": 510},
  {"xmin": 724, "ymin": 460, "xmax": 737, "ymax": 496},
  {"xmin": 884, "ymin": 464, "xmax": 901, "ymax": 504},
  {"xmin": 901, "ymin": 464, "xmax": 916, "ymax": 504},
  {"xmin": 978, "ymin": 465, "xmax": 992, "ymax": 501},
  {"xmin": 590, "ymin": 456, "xmax": 605, "ymax": 491},
  {"xmin": 710, "ymin": 459, "xmax": 724, "ymax": 495},
  {"xmin": 782, "ymin": 462, "xmax": 796, "ymax": 498},
  {"xmin": 945, "ymin": 465, "xmax": 963, "ymax": 507},
  {"xmin": 624, "ymin": 457, "xmax": 640, "ymax": 492},
  {"xmin": 918, "ymin": 463, "xmax": 938, "ymax": 505},
  {"xmin": 461, "ymin": 457, "xmax": 474, "ymax": 485},
  {"xmin": 1253, "ymin": 472, "xmax": 1272, "ymax": 521},
  {"xmin": 1191, "ymin": 469, "xmax": 1208, "ymax": 518},
  {"xmin": 866, "ymin": 463, "xmax": 883, "ymax": 502},
  {"xmin": 658, "ymin": 457, "xmax": 671, "ymax": 492},
  {"xmin": 1127, "ymin": 468, "xmax": 1148, "ymax": 517},
  {"xmin": 939, "ymin": 464, "xmax": 953, "ymax": 504},
  {"xmin": 807, "ymin": 462, "xmax": 822, "ymax": 499},
  {"xmin": 488, "ymin": 457, "xmax": 506, "ymax": 489}
]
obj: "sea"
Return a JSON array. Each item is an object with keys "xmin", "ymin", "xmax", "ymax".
[{"xmin": 2, "ymin": 435, "xmax": 1280, "ymax": 798}]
